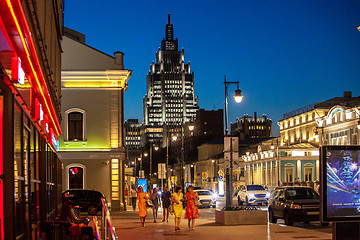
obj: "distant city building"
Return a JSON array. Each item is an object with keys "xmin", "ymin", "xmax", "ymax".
[
  {"xmin": 124, "ymin": 119, "xmax": 142, "ymax": 176},
  {"xmin": 125, "ymin": 119, "xmax": 141, "ymax": 149},
  {"xmin": 231, "ymin": 112, "xmax": 272, "ymax": 141},
  {"xmin": 59, "ymin": 27, "xmax": 132, "ymax": 211},
  {"xmin": 143, "ymin": 14, "xmax": 199, "ymax": 145}
]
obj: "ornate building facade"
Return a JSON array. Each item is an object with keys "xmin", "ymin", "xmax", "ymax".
[{"xmin": 58, "ymin": 28, "xmax": 132, "ymax": 211}]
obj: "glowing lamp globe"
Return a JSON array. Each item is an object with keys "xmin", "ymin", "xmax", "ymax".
[{"xmin": 234, "ymin": 89, "xmax": 243, "ymax": 103}]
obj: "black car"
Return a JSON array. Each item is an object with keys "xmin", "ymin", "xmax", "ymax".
[
  {"xmin": 62, "ymin": 189, "xmax": 105, "ymax": 215},
  {"xmin": 268, "ymin": 186, "xmax": 320, "ymax": 226}
]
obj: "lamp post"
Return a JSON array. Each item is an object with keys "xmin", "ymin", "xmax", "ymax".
[
  {"xmin": 166, "ymin": 130, "xmax": 178, "ymax": 189},
  {"xmin": 224, "ymin": 75, "xmax": 243, "ymax": 208},
  {"xmin": 176, "ymin": 119, "xmax": 195, "ymax": 191},
  {"xmin": 144, "ymin": 144, "xmax": 159, "ymax": 187}
]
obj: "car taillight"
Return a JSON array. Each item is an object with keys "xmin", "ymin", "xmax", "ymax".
[{"xmin": 290, "ymin": 203, "xmax": 302, "ymax": 209}]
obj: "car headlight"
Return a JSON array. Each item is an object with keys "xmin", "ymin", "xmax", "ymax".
[
  {"xmin": 212, "ymin": 193, "xmax": 218, "ymax": 199},
  {"xmin": 290, "ymin": 203, "xmax": 302, "ymax": 209},
  {"xmin": 266, "ymin": 193, "xmax": 271, "ymax": 198},
  {"xmin": 248, "ymin": 193, "xmax": 255, "ymax": 199}
]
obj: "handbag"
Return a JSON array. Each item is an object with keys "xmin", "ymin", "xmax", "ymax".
[
  {"xmin": 194, "ymin": 198, "xmax": 200, "ymax": 207},
  {"xmin": 194, "ymin": 193, "xmax": 200, "ymax": 206},
  {"xmin": 169, "ymin": 204, "xmax": 174, "ymax": 215},
  {"xmin": 146, "ymin": 198, "xmax": 153, "ymax": 208}
]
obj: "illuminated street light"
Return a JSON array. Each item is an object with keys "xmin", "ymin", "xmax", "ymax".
[
  {"xmin": 224, "ymin": 75, "xmax": 243, "ymax": 208},
  {"xmin": 188, "ymin": 123, "xmax": 195, "ymax": 131},
  {"xmin": 234, "ymin": 89, "xmax": 243, "ymax": 103}
]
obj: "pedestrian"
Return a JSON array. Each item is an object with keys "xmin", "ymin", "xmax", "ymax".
[
  {"xmin": 137, "ymin": 186, "xmax": 148, "ymax": 227},
  {"xmin": 171, "ymin": 186, "xmax": 184, "ymax": 230},
  {"xmin": 161, "ymin": 187, "xmax": 171, "ymax": 222},
  {"xmin": 130, "ymin": 185, "xmax": 137, "ymax": 211},
  {"xmin": 184, "ymin": 185, "xmax": 199, "ymax": 230},
  {"xmin": 150, "ymin": 187, "xmax": 160, "ymax": 222}
]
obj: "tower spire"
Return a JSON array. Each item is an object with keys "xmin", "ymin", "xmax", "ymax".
[{"xmin": 168, "ymin": 13, "xmax": 170, "ymax": 24}]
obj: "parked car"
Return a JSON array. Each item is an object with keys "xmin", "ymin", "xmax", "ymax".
[
  {"xmin": 193, "ymin": 189, "xmax": 217, "ymax": 208},
  {"xmin": 268, "ymin": 186, "xmax": 320, "ymax": 226},
  {"xmin": 62, "ymin": 189, "xmax": 105, "ymax": 215},
  {"xmin": 237, "ymin": 185, "xmax": 270, "ymax": 205}
]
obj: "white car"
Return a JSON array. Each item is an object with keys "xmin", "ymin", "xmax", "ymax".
[
  {"xmin": 193, "ymin": 189, "xmax": 217, "ymax": 208},
  {"xmin": 237, "ymin": 185, "xmax": 270, "ymax": 205}
]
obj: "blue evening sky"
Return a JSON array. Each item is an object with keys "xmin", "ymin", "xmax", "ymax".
[{"xmin": 64, "ymin": 1, "xmax": 360, "ymax": 136}]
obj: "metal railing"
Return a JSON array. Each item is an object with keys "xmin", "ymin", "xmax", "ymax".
[{"xmin": 99, "ymin": 198, "xmax": 118, "ymax": 240}]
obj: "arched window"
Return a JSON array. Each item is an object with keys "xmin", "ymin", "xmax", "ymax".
[
  {"xmin": 68, "ymin": 166, "xmax": 84, "ymax": 189},
  {"xmin": 68, "ymin": 112, "xmax": 83, "ymax": 141},
  {"xmin": 65, "ymin": 108, "xmax": 86, "ymax": 141},
  {"xmin": 66, "ymin": 163, "xmax": 86, "ymax": 189}
]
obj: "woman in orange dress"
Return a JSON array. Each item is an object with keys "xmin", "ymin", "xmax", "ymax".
[
  {"xmin": 184, "ymin": 185, "xmax": 199, "ymax": 230},
  {"xmin": 137, "ymin": 186, "xmax": 148, "ymax": 227}
]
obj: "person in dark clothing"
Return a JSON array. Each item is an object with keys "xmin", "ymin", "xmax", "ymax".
[{"xmin": 161, "ymin": 187, "xmax": 171, "ymax": 222}]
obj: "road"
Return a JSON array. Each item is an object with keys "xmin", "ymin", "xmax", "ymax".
[{"xmin": 214, "ymin": 196, "xmax": 332, "ymax": 234}]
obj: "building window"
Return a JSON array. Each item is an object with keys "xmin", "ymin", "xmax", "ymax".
[
  {"xmin": 65, "ymin": 108, "xmax": 86, "ymax": 141},
  {"xmin": 66, "ymin": 163, "xmax": 86, "ymax": 189},
  {"xmin": 304, "ymin": 167, "xmax": 313, "ymax": 181},
  {"xmin": 285, "ymin": 168, "xmax": 294, "ymax": 182},
  {"xmin": 68, "ymin": 112, "xmax": 83, "ymax": 141}
]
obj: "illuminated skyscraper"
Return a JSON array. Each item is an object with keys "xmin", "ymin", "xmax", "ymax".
[{"xmin": 143, "ymin": 14, "xmax": 199, "ymax": 145}]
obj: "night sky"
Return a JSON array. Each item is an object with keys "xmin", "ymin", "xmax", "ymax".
[{"xmin": 64, "ymin": 1, "xmax": 360, "ymax": 136}]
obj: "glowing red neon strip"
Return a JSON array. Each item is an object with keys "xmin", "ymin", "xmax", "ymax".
[
  {"xmin": 0, "ymin": 96, "xmax": 4, "ymax": 240},
  {"xmin": 101, "ymin": 198, "xmax": 117, "ymax": 240},
  {"xmin": 93, "ymin": 216, "xmax": 100, "ymax": 240},
  {"xmin": 5, "ymin": 0, "xmax": 61, "ymax": 135}
]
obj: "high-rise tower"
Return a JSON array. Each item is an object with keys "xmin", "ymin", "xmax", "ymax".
[{"xmin": 143, "ymin": 14, "xmax": 199, "ymax": 145}]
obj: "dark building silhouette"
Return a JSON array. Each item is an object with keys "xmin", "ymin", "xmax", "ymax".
[
  {"xmin": 193, "ymin": 109, "xmax": 224, "ymax": 141},
  {"xmin": 231, "ymin": 112, "xmax": 272, "ymax": 141}
]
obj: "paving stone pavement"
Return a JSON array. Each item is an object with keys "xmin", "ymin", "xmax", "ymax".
[{"xmin": 109, "ymin": 207, "xmax": 332, "ymax": 240}]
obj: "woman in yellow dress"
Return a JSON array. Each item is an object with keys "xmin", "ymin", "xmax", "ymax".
[
  {"xmin": 137, "ymin": 186, "xmax": 148, "ymax": 227},
  {"xmin": 171, "ymin": 186, "xmax": 184, "ymax": 230}
]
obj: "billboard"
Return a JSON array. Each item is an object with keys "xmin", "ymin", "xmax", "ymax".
[
  {"xmin": 137, "ymin": 178, "xmax": 148, "ymax": 193},
  {"xmin": 321, "ymin": 145, "xmax": 360, "ymax": 222}
]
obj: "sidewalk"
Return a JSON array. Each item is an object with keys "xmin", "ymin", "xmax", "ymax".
[{"xmin": 110, "ymin": 208, "xmax": 332, "ymax": 240}]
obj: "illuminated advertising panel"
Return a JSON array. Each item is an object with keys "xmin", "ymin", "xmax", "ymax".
[
  {"xmin": 137, "ymin": 179, "xmax": 148, "ymax": 193},
  {"xmin": 320, "ymin": 145, "xmax": 360, "ymax": 222}
]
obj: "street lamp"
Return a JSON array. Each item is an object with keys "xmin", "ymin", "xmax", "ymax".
[
  {"xmin": 166, "ymin": 130, "xmax": 178, "ymax": 189},
  {"xmin": 179, "ymin": 120, "xmax": 195, "ymax": 191},
  {"xmin": 144, "ymin": 144, "xmax": 159, "ymax": 186},
  {"xmin": 224, "ymin": 75, "xmax": 243, "ymax": 208}
]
